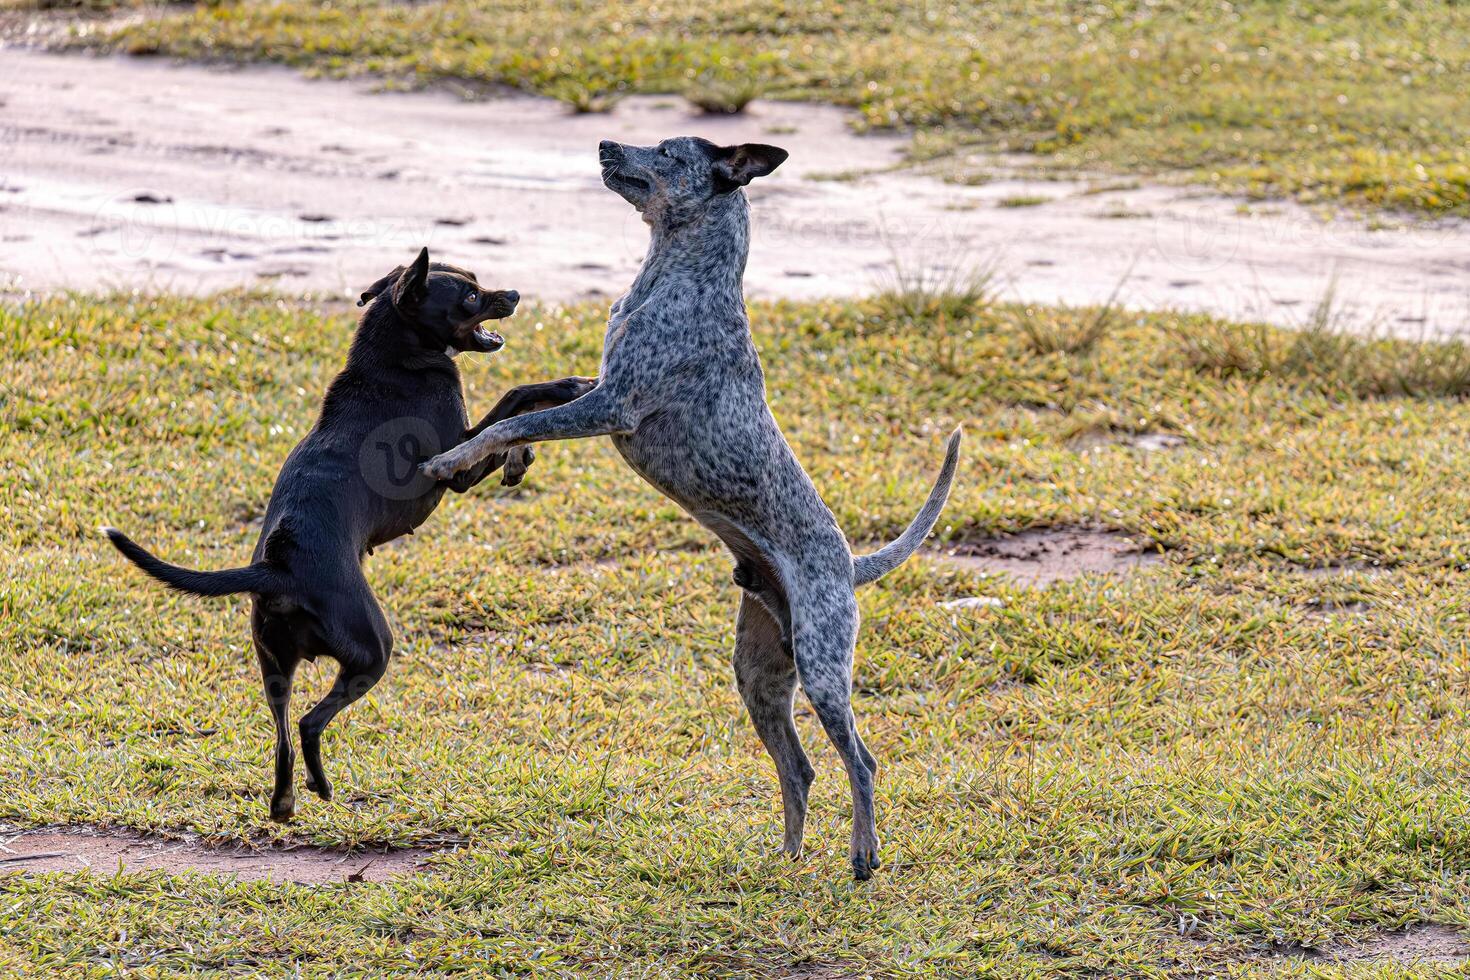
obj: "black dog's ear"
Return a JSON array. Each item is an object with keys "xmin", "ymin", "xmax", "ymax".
[
  {"xmin": 392, "ymin": 247, "xmax": 431, "ymax": 310},
  {"xmin": 712, "ymin": 143, "xmax": 789, "ymax": 193},
  {"xmin": 358, "ymin": 265, "xmax": 406, "ymax": 307}
]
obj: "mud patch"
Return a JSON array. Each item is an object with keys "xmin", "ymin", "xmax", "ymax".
[
  {"xmin": 772, "ymin": 965, "xmax": 861, "ymax": 979},
  {"xmin": 1301, "ymin": 597, "xmax": 1372, "ymax": 619},
  {"xmin": 546, "ymin": 556, "xmax": 621, "ymax": 575},
  {"xmin": 932, "ymin": 526, "xmax": 1162, "ymax": 585},
  {"xmin": 0, "ymin": 825, "xmax": 442, "ymax": 884},
  {"xmin": 1286, "ymin": 561, "xmax": 1389, "ymax": 617},
  {"xmin": 1068, "ymin": 430, "xmax": 1186, "ymax": 453},
  {"xmin": 940, "ymin": 595, "xmax": 1005, "ymax": 611},
  {"xmin": 703, "ymin": 953, "xmax": 862, "ymax": 979},
  {"xmin": 1294, "ymin": 560, "xmax": 1392, "ymax": 579},
  {"xmin": 1332, "ymin": 925, "xmax": 1470, "ymax": 965}
]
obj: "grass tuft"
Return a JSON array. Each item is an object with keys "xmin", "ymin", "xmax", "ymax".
[
  {"xmin": 544, "ymin": 79, "xmax": 622, "ymax": 114},
  {"xmin": 870, "ymin": 247, "xmax": 1001, "ymax": 323},
  {"xmin": 1016, "ymin": 304, "xmax": 1116, "ymax": 357},
  {"xmin": 1017, "ymin": 268, "xmax": 1130, "ymax": 357},
  {"xmin": 685, "ymin": 74, "xmax": 763, "ymax": 115},
  {"xmin": 1175, "ymin": 281, "xmax": 1470, "ymax": 399},
  {"xmin": 997, "ymin": 194, "xmax": 1051, "ymax": 208}
]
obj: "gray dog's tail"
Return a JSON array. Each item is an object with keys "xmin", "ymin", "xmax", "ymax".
[
  {"xmin": 852, "ymin": 427, "xmax": 963, "ymax": 587},
  {"xmin": 102, "ymin": 527, "xmax": 285, "ymax": 598}
]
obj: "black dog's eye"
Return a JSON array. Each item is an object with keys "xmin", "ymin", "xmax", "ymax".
[{"xmin": 465, "ymin": 291, "xmax": 478, "ymax": 304}]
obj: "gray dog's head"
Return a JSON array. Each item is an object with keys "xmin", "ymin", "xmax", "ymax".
[{"xmin": 598, "ymin": 137, "xmax": 788, "ymax": 227}]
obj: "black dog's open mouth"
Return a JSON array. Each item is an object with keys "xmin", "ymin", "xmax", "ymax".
[
  {"xmin": 461, "ymin": 325, "xmax": 505, "ymax": 352},
  {"xmin": 453, "ymin": 308, "xmax": 513, "ymax": 353}
]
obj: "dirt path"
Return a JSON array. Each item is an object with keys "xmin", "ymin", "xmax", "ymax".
[
  {"xmin": 2, "ymin": 47, "xmax": 1468, "ymax": 336},
  {"xmin": 932, "ymin": 526, "xmax": 1163, "ymax": 587},
  {"xmin": 0, "ymin": 823, "xmax": 440, "ymax": 884}
]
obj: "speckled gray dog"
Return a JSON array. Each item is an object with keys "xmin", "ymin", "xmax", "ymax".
[{"xmin": 423, "ymin": 137, "xmax": 962, "ymax": 880}]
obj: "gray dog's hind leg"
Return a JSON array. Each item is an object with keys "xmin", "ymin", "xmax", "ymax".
[
  {"xmin": 734, "ymin": 593, "xmax": 814, "ymax": 858},
  {"xmin": 791, "ymin": 591, "xmax": 880, "ymax": 880},
  {"xmin": 733, "ymin": 561, "xmax": 792, "ymax": 649}
]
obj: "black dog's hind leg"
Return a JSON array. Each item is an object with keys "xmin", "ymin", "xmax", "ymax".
[
  {"xmin": 253, "ymin": 614, "xmax": 301, "ymax": 822},
  {"xmin": 445, "ymin": 376, "xmax": 600, "ymax": 492},
  {"xmin": 299, "ymin": 594, "xmax": 391, "ymax": 803},
  {"xmin": 300, "ymin": 659, "xmax": 386, "ymax": 802}
]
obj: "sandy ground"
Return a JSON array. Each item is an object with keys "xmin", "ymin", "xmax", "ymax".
[
  {"xmin": 0, "ymin": 823, "xmax": 439, "ymax": 884},
  {"xmin": 931, "ymin": 526, "xmax": 1162, "ymax": 587},
  {"xmin": 3, "ymin": 48, "xmax": 1469, "ymax": 335},
  {"xmin": 1329, "ymin": 925, "xmax": 1470, "ymax": 965}
]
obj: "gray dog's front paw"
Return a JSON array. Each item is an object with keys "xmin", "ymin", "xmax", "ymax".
[{"xmin": 420, "ymin": 449, "xmax": 468, "ymax": 481}]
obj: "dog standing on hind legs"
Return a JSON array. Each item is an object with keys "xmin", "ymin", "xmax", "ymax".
[
  {"xmin": 105, "ymin": 248, "xmax": 595, "ymax": 821},
  {"xmin": 422, "ymin": 139, "xmax": 962, "ymax": 880}
]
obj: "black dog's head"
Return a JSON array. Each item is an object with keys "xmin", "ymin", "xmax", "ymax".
[
  {"xmin": 598, "ymin": 137, "xmax": 788, "ymax": 227},
  {"xmin": 357, "ymin": 247, "xmax": 519, "ymax": 355}
]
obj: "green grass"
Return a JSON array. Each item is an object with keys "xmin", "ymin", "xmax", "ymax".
[
  {"xmin": 5, "ymin": 293, "xmax": 1470, "ymax": 975},
  {"xmin": 27, "ymin": 0, "xmax": 1470, "ymax": 216},
  {"xmin": 996, "ymin": 195, "xmax": 1052, "ymax": 209}
]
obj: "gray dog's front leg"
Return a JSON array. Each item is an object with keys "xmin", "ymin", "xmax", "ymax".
[
  {"xmin": 421, "ymin": 384, "xmax": 632, "ymax": 480},
  {"xmin": 441, "ymin": 376, "xmax": 599, "ymax": 492}
]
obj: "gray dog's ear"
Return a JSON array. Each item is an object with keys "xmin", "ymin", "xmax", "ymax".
[
  {"xmin": 712, "ymin": 143, "xmax": 789, "ymax": 193},
  {"xmin": 358, "ymin": 265, "xmax": 406, "ymax": 307},
  {"xmin": 392, "ymin": 247, "xmax": 431, "ymax": 310}
]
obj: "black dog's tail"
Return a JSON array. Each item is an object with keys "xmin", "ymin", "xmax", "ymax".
[
  {"xmin": 852, "ymin": 426, "xmax": 963, "ymax": 587},
  {"xmin": 102, "ymin": 527, "xmax": 285, "ymax": 598}
]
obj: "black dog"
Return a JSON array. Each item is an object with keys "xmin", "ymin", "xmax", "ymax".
[{"xmin": 105, "ymin": 247, "xmax": 594, "ymax": 821}]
